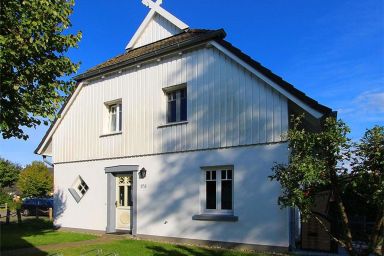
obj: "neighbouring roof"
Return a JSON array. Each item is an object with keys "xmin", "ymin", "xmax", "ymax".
[{"xmin": 35, "ymin": 27, "xmax": 333, "ymax": 155}]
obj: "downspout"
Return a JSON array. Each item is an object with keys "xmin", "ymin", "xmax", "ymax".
[{"xmin": 43, "ymin": 155, "xmax": 54, "ymax": 167}]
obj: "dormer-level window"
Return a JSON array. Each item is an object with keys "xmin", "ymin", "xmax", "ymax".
[
  {"xmin": 109, "ymin": 103, "xmax": 122, "ymax": 132},
  {"xmin": 166, "ymin": 86, "xmax": 187, "ymax": 123}
]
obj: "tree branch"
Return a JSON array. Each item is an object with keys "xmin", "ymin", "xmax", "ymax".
[{"xmin": 313, "ymin": 215, "xmax": 346, "ymax": 248}]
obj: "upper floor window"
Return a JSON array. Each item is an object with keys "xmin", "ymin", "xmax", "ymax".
[
  {"xmin": 165, "ymin": 86, "xmax": 187, "ymax": 123},
  {"xmin": 108, "ymin": 103, "xmax": 122, "ymax": 132}
]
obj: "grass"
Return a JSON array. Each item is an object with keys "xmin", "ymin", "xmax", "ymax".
[
  {"xmin": 0, "ymin": 218, "xmax": 97, "ymax": 250},
  {"xmin": 48, "ymin": 239, "xmax": 276, "ymax": 256},
  {"xmin": 1, "ymin": 218, "xmax": 284, "ymax": 256}
]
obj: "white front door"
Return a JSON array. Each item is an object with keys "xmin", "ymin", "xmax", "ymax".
[{"xmin": 115, "ymin": 174, "xmax": 132, "ymax": 230}]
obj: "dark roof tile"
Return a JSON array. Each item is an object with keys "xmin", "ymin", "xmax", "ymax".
[{"xmin": 75, "ymin": 29, "xmax": 225, "ymax": 80}]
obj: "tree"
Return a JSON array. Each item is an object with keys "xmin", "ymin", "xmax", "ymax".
[
  {"xmin": 0, "ymin": 0, "xmax": 82, "ymax": 140},
  {"xmin": 17, "ymin": 161, "xmax": 53, "ymax": 197},
  {"xmin": 350, "ymin": 126, "xmax": 383, "ymax": 254},
  {"xmin": 0, "ymin": 157, "xmax": 21, "ymax": 189},
  {"xmin": 270, "ymin": 116, "xmax": 383, "ymax": 256}
]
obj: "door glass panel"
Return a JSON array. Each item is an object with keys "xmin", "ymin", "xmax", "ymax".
[
  {"xmin": 119, "ymin": 186, "xmax": 125, "ymax": 206},
  {"xmin": 128, "ymin": 185, "xmax": 132, "ymax": 206}
]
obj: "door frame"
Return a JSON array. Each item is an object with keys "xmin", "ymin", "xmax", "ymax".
[{"xmin": 105, "ymin": 165, "xmax": 138, "ymax": 234}]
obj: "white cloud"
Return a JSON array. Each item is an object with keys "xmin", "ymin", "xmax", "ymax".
[{"xmin": 337, "ymin": 90, "xmax": 384, "ymax": 122}]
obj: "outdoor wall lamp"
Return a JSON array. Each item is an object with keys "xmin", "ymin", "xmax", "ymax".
[{"xmin": 139, "ymin": 167, "xmax": 147, "ymax": 179}]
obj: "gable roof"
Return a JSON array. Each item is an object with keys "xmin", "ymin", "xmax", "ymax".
[
  {"xmin": 35, "ymin": 28, "xmax": 332, "ymax": 155},
  {"xmin": 74, "ymin": 29, "xmax": 225, "ymax": 81},
  {"xmin": 215, "ymin": 40, "xmax": 332, "ymax": 116},
  {"xmin": 75, "ymin": 28, "xmax": 332, "ymax": 115},
  {"xmin": 125, "ymin": 1, "xmax": 189, "ymax": 50}
]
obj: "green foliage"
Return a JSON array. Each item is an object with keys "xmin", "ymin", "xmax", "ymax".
[
  {"xmin": 17, "ymin": 161, "xmax": 53, "ymax": 197},
  {"xmin": 351, "ymin": 126, "xmax": 384, "ymax": 209},
  {"xmin": 0, "ymin": 0, "xmax": 82, "ymax": 139},
  {"xmin": 270, "ymin": 115, "xmax": 351, "ymax": 218},
  {"xmin": 0, "ymin": 157, "xmax": 21, "ymax": 189},
  {"xmin": 0, "ymin": 190, "xmax": 20, "ymax": 210},
  {"xmin": 270, "ymin": 115, "xmax": 384, "ymax": 255},
  {"xmin": 0, "ymin": 190, "xmax": 12, "ymax": 205}
]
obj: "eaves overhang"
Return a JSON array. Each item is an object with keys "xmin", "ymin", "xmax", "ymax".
[{"xmin": 74, "ymin": 29, "xmax": 226, "ymax": 82}]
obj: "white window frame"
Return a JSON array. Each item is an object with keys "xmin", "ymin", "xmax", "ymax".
[
  {"xmin": 103, "ymin": 99, "xmax": 122, "ymax": 134},
  {"xmin": 162, "ymin": 84, "xmax": 187, "ymax": 124},
  {"xmin": 72, "ymin": 175, "xmax": 89, "ymax": 200},
  {"xmin": 200, "ymin": 165, "xmax": 234, "ymax": 215}
]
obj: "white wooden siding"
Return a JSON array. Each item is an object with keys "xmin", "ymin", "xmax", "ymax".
[
  {"xmin": 52, "ymin": 47, "xmax": 288, "ymax": 163},
  {"xmin": 133, "ymin": 13, "xmax": 182, "ymax": 49}
]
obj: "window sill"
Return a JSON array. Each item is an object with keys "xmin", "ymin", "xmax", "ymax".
[
  {"xmin": 99, "ymin": 132, "xmax": 122, "ymax": 138},
  {"xmin": 157, "ymin": 121, "xmax": 188, "ymax": 128},
  {"xmin": 192, "ymin": 214, "xmax": 238, "ymax": 222},
  {"xmin": 68, "ymin": 188, "xmax": 82, "ymax": 203}
]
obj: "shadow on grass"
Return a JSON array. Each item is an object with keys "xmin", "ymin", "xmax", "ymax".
[
  {"xmin": 146, "ymin": 244, "xmax": 257, "ymax": 256},
  {"xmin": 0, "ymin": 218, "xmax": 50, "ymax": 255}
]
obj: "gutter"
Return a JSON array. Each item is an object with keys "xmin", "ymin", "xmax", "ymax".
[
  {"xmin": 43, "ymin": 155, "xmax": 54, "ymax": 167},
  {"xmin": 74, "ymin": 29, "xmax": 226, "ymax": 81}
]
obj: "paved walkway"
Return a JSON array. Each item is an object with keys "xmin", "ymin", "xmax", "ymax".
[{"xmin": 2, "ymin": 234, "xmax": 127, "ymax": 256}]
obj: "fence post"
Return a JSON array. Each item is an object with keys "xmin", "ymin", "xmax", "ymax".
[
  {"xmin": 16, "ymin": 209, "xmax": 22, "ymax": 224},
  {"xmin": 49, "ymin": 207, "xmax": 53, "ymax": 221},
  {"xmin": 5, "ymin": 203, "xmax": 10, "ymax": 224}
]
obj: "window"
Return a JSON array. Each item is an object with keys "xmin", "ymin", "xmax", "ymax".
[
  {"xmin": 109, "ymin": 103, "xmax": 122, "ymax": 132},
  {"xmin": 117, "ymin": 176, "xmax": 133, "ymax": 207},
  {"xmin": 76, "ymin": 177, "xmax": 89, "ymax": 196},
  {"xmin": 68, "ymin": 176, "xmax": 89, "ymax": 203},
  {"xmin": 193, "ymin": 166, "xmax": 237, "ymax": 221},
  {"xmin": 204, "ymin": 167, "xmax": 233, "ymax": 213},
  {"xmin": 166, "ymin": 87, "xmax": 187, "ymax": 123},
  {"xmin": 192, "ymin": 166, "xmax": 237, "ymax": 221}
]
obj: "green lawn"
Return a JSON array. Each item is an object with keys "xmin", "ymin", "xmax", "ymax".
[
  {"xmin": 49, "ymin": 239, "xmax": 276, "ymax": 256},
  {"xmin": 0, "ymin": 218, "xmax": 97, "ymax": 250},
  {"xmin": 1, "ymin": 218, "xmax": 285, "ymax": 256}
]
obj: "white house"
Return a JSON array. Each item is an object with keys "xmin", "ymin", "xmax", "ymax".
[{"xmin": 35, "ymin": 0, "xmax": 332, "ymax": 251}]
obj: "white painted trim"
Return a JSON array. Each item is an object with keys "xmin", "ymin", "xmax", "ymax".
[
  {"xmin": 200, "ymin": 167, "xmax": 234, "ymax": 215},
  {"xmin": 152, "ymin": 4, "xmax": 188, "ymax": 30},
  {"xmin": 36, "ymin": 82, "xmax": 85, "ymax": 155},
  {"xmin": 125, "ymin": 3, "xmax": 189, "ymax": 50},
  {"xmin": 210, "ymin": 41, "xmax": 323, "ymax": 119},
  {"xmin": 125, "ymin": 9, "xmax": 156, "ymax": 50}
]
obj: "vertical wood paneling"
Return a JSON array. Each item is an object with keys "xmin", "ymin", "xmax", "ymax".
[
  {"xmin": 52, "ymin": 47, "xmax": 289, "ymax": 163},
  {"xmin": 133, "ymin": 14, "xmax": 182, "ymax": 49}
]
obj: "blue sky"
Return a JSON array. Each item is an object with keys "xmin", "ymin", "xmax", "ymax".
[{"xmin": 1, "ymin": 0, "xmax": 383, "ymax": 166}]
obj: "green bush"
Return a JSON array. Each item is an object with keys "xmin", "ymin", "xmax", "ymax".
[{"xmin": 17, "ymin": 161, "xmax": 53, "ymax": 198}]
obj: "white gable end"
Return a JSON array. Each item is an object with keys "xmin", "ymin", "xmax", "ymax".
[
  {"xmin": 125, "ymin": 0, "xmax": 188, "ymax": 50},
  {"xmin": 132, "ymin": 13, "xmax": 183, "ymax": 49}
]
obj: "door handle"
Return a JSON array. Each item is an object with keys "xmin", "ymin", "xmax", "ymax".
[{"xmin": 115, "ymin": 201, "xmax": 117, "ymax": 207}]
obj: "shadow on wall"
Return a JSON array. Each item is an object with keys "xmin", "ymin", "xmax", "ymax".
[
  {"xmin": 53, "ymin": 189, "xmax": 66, "ymax": 227},
  {"xmin": 138, "ymin": 146, "xmax": 286, "ymax": 245},
  {"xmin": 134, "ymin": 47, "xmax": 288, "ymax": 246}
]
